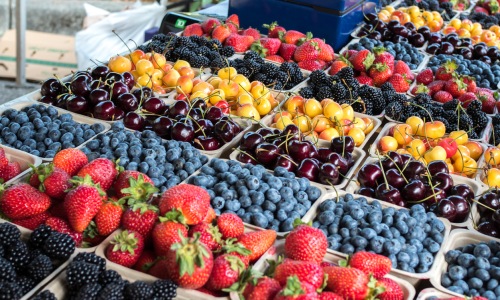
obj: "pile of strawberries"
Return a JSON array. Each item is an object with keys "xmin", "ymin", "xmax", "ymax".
[
  {"xmin": 0, "ymin": 147, "xmax": 21, "ymax": 183},
  {"xmin": 413, "ymin": 62, "xmax": 498, "ymax": 113},
  {"xmin": 333, "ymin": 47, "xmax": 414, "ymax": 93}
]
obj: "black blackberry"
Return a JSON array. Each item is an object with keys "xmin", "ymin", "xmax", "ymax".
[
  {"xmin": 279, "ymin": 62, "xmax": 296, "ymax": 74},
  {"xmin": 27, "ymin": 254, "xmax": 53, "ymax": 282},
  {"xmin": 97, "ymin": 282, "xmax": 125, "ymax": 300},
  {"xmin": 373, "ymin": 96, "xmax": 386, "ymax": 115},
  {"xmin": 284, "ymin": 82, "xmax": 296, "ymax": 90},
  {"xmin": 188, "ymin": 35, "xmax": 205, "ymax": 46},
  {"xmin": 262, "ymin": 77, "xmax": 275, "ymax": 86},
  {"xmin": 238, "ymin": 67, "xmax": 252, "ymax": 78},
  {"xmin": 299, "ymin": 87, "xmax": 315, "ymax": 98},
  {"xmin": 493, "ymin": 114, "xmax": 500, "ymax": 126},
  {"xmin": 206, "ymin": 50, "xmax": 220, "ymax": 61},
  {"xmin": 175, "ymin": 36, "xmax": 190, "ymax": 48},
  {"xmin": 99, "ymin": 269, "xmax": 124, "ymax": 286},
  {"xmin": 442, "ymin": 99, "xmax": 459, "ymax": 111},
  {"xmin": 352, "ymin": 99, "xmax": 367, "ymax": 114},
  {"xmin": 18, "ymin": 276, "xmax": 36, "ymax": 295},
  {"xmin": 290, "ymin": 69, "xmax": 304, "ymax": 83},
  {"xmin": 152, "ymin": 280, "xmax": 178, "ymax": 300},
  {"xmin": 344, "ymin": 78, "xmax": 360, "ymax": 91},
  {"xmin": 310, "ymin": 70, "xmax": 328, "ymax": 85},
  {"xmin": 205, "ymin": 39, "xmax": 223, "ymax": 50},
  {"xmin": 74, "ymin": 253, "xmax": 106, "ymax": 273},
  {"xmin": 274, "ymin": 82, "xmax": 284, "ymax": 90},
  {"xmin": 29, "ymin": 224, "xmax": 53, "ymax": 249},
  {"xmin": 67, "ymin": 261, "xmax": 101, "ymax": 289},
  {"xmin": 471, "ymin": 112, "xmax": 489, "ymax": 129},
  {"xmin": 466, "ymin": 100, "xmax": 483, "ymax": 115},
  {"xmin": 0, "ymin": 222, "xmax": 21, "ymax": 247},
  {"xmin": 275, "ymin": 71, "xmax": 290, "ymax": 85},
  {"xmin": 190, "ymin": 56, "xmax": 210, "ymax": 68},
  {"xmin": 359, "ymin": 86, "xmax": 384, "ymax": 115},
  {"xmin": 219, "ymin": 46, "xmax": 235, "ymax": 57},
  {"xmin": 5, "ymin": 240, "xmax": 29, "ymax": 271},
  {"xmin": 0, "ymin": 282, "xmax": 22, "ymax": 300},
  {"xmin": 469, "ymin": 130, "xmax": 480, "ymax": 140},
  {"xmin": 253, "ymin": 73, "xmax": 268, "ymax": 83},
  {"xmin": 75, "ymin": 282, "xmax": 103, "ymax": 300},
  {"xmin": 414, "ymin": 93, "xmax": 432, "ymax": 104},
  {"xmin": 124, "ymin": 281, "xmax": 154, "ymax": 300},
  {"xmin": 210, "ymin": 58, "xmax": 226, "ymax": 70},
  {"xmin": 447, "ymin": 123, "xmax": 459, "ymax": 133},
  {"xmin": 43, "ymin": 232, "xmax": 75, "ymax": 260},
  {"xmin": 316, "ymin": 87, "xmax": 334, "ymax": 101},
  {"xmin": 459, "ymin": 114, "xmax": 473, "ymax": 132},
  {"xmin": 244, "ymin": 60, "xmax": 262, "ymax": 73},
  {"xmin": 337, "ymin": 67, "xmax": 354, "ymax": 81},
  {"xmin": 0, "ymin": 257, "xmax": 16, "ymax": 282},
  {"xmin": 260, "ymin": 64, "xmax": 279, "ymax": 79},
  {"xmin": 331, "ymin": 84, "xmax": 347, "ymax": 101},
  {"xmin": 380, "ymin": 82, "xmax": 395, "ymax": 92},
  {"xmin": 386, "ymin": 101, "xmax": 404, "ymax": 120}
]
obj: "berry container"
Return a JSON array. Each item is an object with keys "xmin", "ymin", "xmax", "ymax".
[
  {"xmin": 0, "ymin": 144, "xmax": 42, "ymax": 185},
  {"xmin": 301, "ymin": 189, "xmax": 452, "ymax": 286},
  {"xmin": 0, "ymin": 99, "xmax": 111, "ymax": 161},
  {"xmin": 467, "ymin": 201, "xmax": 500, "ymax": 243},
  {"xmin": 183, "ymin": 158, "xmax": 328, "ymax": 236},
  {"xmin": 228, "ymin": 146, "xmax": 366, "ymax": 191},
  {"xmin": 416, "ymin": 287, "xmax": 461, "ymax": 300},
  {"xmin": 253, "ymin": 239, "xmax": 416, "ymax": 300},
  {"xmin": 429, "ymin": 229, "xmax": 496, "ymax": 298},
  {"xmin": 348, "ymin": 157, "xmax": 485, "ymax": 227}
]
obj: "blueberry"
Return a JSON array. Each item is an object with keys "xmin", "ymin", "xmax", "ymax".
[
  {"xmin": 340, "ymin": 243, "xmax": 355, "ymax": 254},
  {"xmin": 361, "ymin": 228, "xmax": 376, "ymax": 240},
  {"xmin": 370, "ymin": 236, "xmax": 385, "ymax": 254},
  {"xmin": 306, "ymin": 186, "xmax": 321, "ymax": 200},
  {"xmin": 318, "ymin": 211, "xmax": 335, "ymax": 225},
  {"xmin": 212, "ymin": 159, "xmax": 229, "ymax": 173},
  {"xmin": 138, "ymin": 162, "xmax": 149, "ymax": 173},
  {"xmin": 476, "ymin": 268, "xmax": 491, "ymax": 282},
  {"xmin": 474, "ymin": 243, "xmax": 492, "ymax": 258},
  {"xmin": 44, "ymin": 150, "xmax": 56, "ymax": 158},
  {"xmin": 251, "ymin": 191, "xmax": 265, "ymax": 205},
  {"xmin": 280, "ymin": 218, "xmax": 295, "ymax": 232},
  {"xmin": 293, "ymin": 204, "xmax": 307, "ymax": 216},
  {"xmin": 447, "ymin": 286, "xmax": 464, "ymax": 295},
  {"xmin": 352, "ymin": 236, "xmax": 368, "ymax": 249},
  {"xmin": 319, "ymin": 200, "xmax": 335, "ymax": 212},
  {"xmin": 367, "ymin": 211, "xmax": 383, "ymax": 224},
  {"xmin": 266, "ymin": 189, "xmax": 281, "ymax": 203},
  {"xmin": 383, "ymin": 239, "xmax": 402, "ymax": 255},
  {"xmin": 448, "ymin": 265, "xmax": 467, "ymax": 281},
  {"xmin": 475, "ymin": 257, "xmax": 491, "ymax": 270},
  {"xmin": 276, "ymin": 209, "xmax": 287, "ymax": 222},
  {"xmin": 487, "ymin": 278, "xmax": 498, "ymax": 290},
  {"xmin": 251, "ymin": 212, "xmax": 269, "ymax": 228},
  {"xmin": 457, "ymin": 253, "xmax": 476, "ymax": 268},
  {"xmin": 418, "ymin": 251, "xmax": 434, "ymax": 267},
  {"xmin": 262, "ymin": 201, "xmax": 276, "ymax": 212},
  {"xmin": 441, "ymin": 273, "xmax": 453, "ymax": 287}
]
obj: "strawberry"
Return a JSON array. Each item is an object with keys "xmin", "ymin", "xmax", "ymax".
[
  {"xmin": 226, "ymin": 14, "xmax": 240, "ymax": 28},
  {"xmin": 458, "ymin": 92, "xmax": 478, "ymax": 107},
  {"xmin": 266, "ymin": 55, "xmax": 285, "ymax": 63},
  {"xmin": 274, "ymin": 259, "xmax": 325, "ymax": 289},
  {"xmin": 240, "ymin": 27, "xmax": 261, "ymax": 41},
  {"xmin": 347, "ymin": 251, "xmax": 392, "ymax": 279},
  {"xmin": 226, "ymin": 22, "xmax": 239, "ymax": 33},
  {"xmin": 445, "ymin": 78, "xmax": 467, "ymax": 98},
  {"xmin": 183, "ymin": 23, "xmax": 203, "ymax": 37},
  {"xmin": 212, "ymin": 25, "xmax": 231, "ymax": 43},
  {"xmin": 373, "ymin": 47, "xmax": 395, "ymax": 71},
  {"xmin": 411, "ymin": 84, "xmax": 430, "ymax": 95},
  {"xmin": 349, "ymin": 49, "xmax": 375, "ymax": 72},
  {"xmin": 205, "ymin": 254, "xmax": 245, "ymax": 291},
  {"xmin": 298, "ymin": 60, "xmax": 326, "ymax": 71},
  {"xmin": 0, "ymin": 183, "xmax": 51, "ymax": 219},
  {"xmin": 376, "ymin": 278, "xmax": 404, "ymax": 300},
  {"xmin": 280, "ymin": 30, "xmax": 306, "ymax": 45},
  {"xmin": 113, "ymin": 170, "xmax": 157, "ymax": 201},
  {"xmin": 274, "ymin": 276, "xmax": 319, "ymax": 300},
  {"xmin": 242, "ymin": 276, "xmax": 281, "ymax": 300},
  {"xmin": 203, "ymin": 207, "xmax": 216, "ymax": 223},
  {"xmin": 477, "ymin": 90, "xmax": 497, "ymax": 113},
  {"xmin": 345, "ymin": 49, "xmax": 358, "ymax": 59},
  {"xmin": 285, "ymin": 224, "xmax": 327, "ymax": 264},
  {"xmin": 316, "ymin": 40, "xmax": 334, "ymax": 62},
  {"xmin": 77, "ymin": 158, "xmax": 117, "ymax": 191},
  {"xmin": 417, "ymin": 68, "xmax": 434, "ymax": 85},
  {"xmin": 238, "ymin": 230, "xmax": 276, "ymax": 262},
  {"xmin": 29, "ymin": 164, "xmax": 71, "ymax": 200},
  {"xmin": 329, "ymin": 59, "xmax": 351, "ymax": 75},
  {"xmin": 0, "ymin": 162, "xmax": 21, "ymax": 182},
  {"xmin": 434, "ymin": 91, "xmax": 454, "ymax": 103},
  {"xmin": 323, "ymin": 266, "xmax": 382, "ymax": 300},
  {"xmin": 475, "ymin": 6, "xmax": 491, "ymax": 14},
  {"xmin": 189, "ymin": 222, "xmax": 222, "ymax": 251},
  {"xmin": 294, "ymin": 41, "xmax": 320, "ymax": 62},
  {"xmin": 251, "ymin": 38, "xmax": 281, "ymax": 56},
  {"xmin": 356, "ymin": 75, "xmax": 373, "ymax": 86},
  {"xmin": 133, "ymin": 249, "xmax": 156, "ymax": 273},
  {"xmin": 0, "ymin": 148, "xmax": 8, "ymax": 168},
  {"xmin": 45, "ymin": 216, "xmax": 83, "ymax": 246},
  {"xmin": 158, "ymin": 183, "xmax": 210, "ymax": 225},
  {"xmin": 95, "ymin": 199, "xmax": 123, "ymax": 236},
  {"xmin": 225, "ymin": 34, "xmax": 254, "ymax": 52},
  {"xmin": 53, "ymin": 148, "xmax": 88, "ymax": 176},
  {"xmin": 279, "ymin": 43, "xmax": 298, "ymax": 61},
  {"xmin": 463, "ymin": 76, "xmax": 477, "ymax": 93},
  {"xmin": 222, "ymin": 238, "xmax": 252, "ymax": 267},
  {"xmin": 427, "ymin": 80, "xmax": 446, "ymax": 96},
  {"xmin": 217, "ymin": 213, "xmax": 244, "ymax": 239},
  {"xmin": 148, "ymin": 257, "xmax": 170, "ymax": 279},
  {"xmin": 394, "ymin": 60, "xmax": 414, "ymax": 81},
  {"xmin": 201, "ymin": 18, "xmax": 221, "ymax": 34},
  {"xmin": 165, "ymin": 232, "xmax": 214, "ymax": 289},
  {"xmin": 318, "ymin": 292, "xmax": 344, "ymax": 300},
  {"xmin": 106, "ymin": 230, "xmax": 144, "ymax": 268},
  {"xmin": 13, "ymin": 211, "xmax": 51, "ymax": 230},
  {"xmin": 435, "ymin": 61, "xmax": 457, "ymax": 81},
  {"xmin": 369, "ymin": 63, "xmax": 393, "ymax": 86},
  {"xmin": 263, "ymin": 22, "xmax": 286, "ymax": 38},
  {"xmin": 122, "ymin": 202, "xmax": 159, "ymax": 239},
  {"xmin": 64, "ymin": 175, "xmax": 105, "ymax": 232},
  {"xmin": 388, "ymin": 74, "xmax": 410, "ymax": 93},
  {"xmin": 152, "ymin": 210, "xmax": 188, "ymax": 256}
]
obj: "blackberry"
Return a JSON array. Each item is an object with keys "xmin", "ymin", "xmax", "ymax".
[
  {"xmin": 466, "ymin": 100, "xmax": 483, "ymax": 115},
  {"xmin": 284, "ymin": 82, "xmax": 296, "ymax": 90},
  {"xmin": 238, "ymin": 67, "xmax": 252, "ymax": 78},
  {"xmin": 206, "ymin": 50, "xmax": 220, "ymax": 61},
  {"xmin": 331, "ymin": 84, "xmax": 347, "ymax": 101},
  {"xmin": 469, "ymin": 131, "xmax": 479, "ymax": 140},
  {"xmin": 380, "ymin": 82, "xmax": 395, "ymax": 92},
  {"xmin": 442, "ymin": 99, "xmax": 459, "ymax": 111},
  {"xmin": 0, "ymin": 257, "xmax": 16, "ymax": 282},
  {"xmin": 27, "ymin": 254, "xmax": 53, "ymax": 282},
  {"xmin": 316, "ymin": 88, "xmax": 334, "ymax": 101},
  {"xmin": 97, "ymin": 282, "xmax": 125, "ymax": 300},
  {"xmin": 344, "ymin": 78, "xmax": 360, "ymax": 91},
  {"xmin": 471, "ymin": 112, "xmax": 489, "ymax": 130},
  {"xmin": 175, "ymin": 36, "xmax": 191, "ymax": 48},
  {"xmin": 190, "ymin": 56, "xmax": 210, "ymax": 68},
  {"xmin": 124, "ymin": 281, "xmax": 154, "ymax": 300},
  {"xmin": 99, "ymin": 269, "xmax": 124, "ymax": 286},
  {"xmin": 152, "ymin": 280, "xmax": 178, "ymax": 300},
  {"xmin": 205, "ymin": 39, "xmax": 222, "ymax": 50},
  {"xmin": 337, "ymin": 67, "xmax": 354, "ymax": 80},
  {"xmin": 0, "ymin": 282, "xmax": 22, "ymax": 300},
  {"xmin": 152, "ymin": 33, "xmax": 169, "ymax": 43},
  {"xmin": 74, "ymin": 253, "xmax": 106, "ymax": 273},
  {"xmin": 262, "ymin": 76, "xmax": 275, "ymax": 86},
  {"xmin": 352, "ymin": 99, "xmax": 367, "ymax": 114},
  {"xmin": 275, "ymin": 71, "xmax": 290, "ymax": 85},
  {"xmin": 210, "ymin": 58, "xmax": 226, "ymax": 70},
  {"xmin": 260, "ymin": 64, "xmax": 279, "ymax": 79},
  {"xmin": 188, "ymin": 35, "xmax": 205, "ymax": 46},
  {"xmin": 219, "ymin": 46, "xmax": 235, "ymax": 57},
  {"xmin": 459, "ymin": 114, "xmax": 474, "ymax": 132},
  {"xmin": 253, "ymin": 73, "xmax": 268, "ymax": 84},
  {"xmin": 244, "ymin": 60, "xmax": 262, "ymax": 73},
  {"xmin": 18, "ymin": 276, "xmax": 36, "ymax": 295},
  {"xmin": 373, "ymin": 96, "xmax": 386, "ymax": 115},
  {"xmin": 359, "ymin": 86, "xmax": 384, "ymax": 115},
  {"xmin": 392, "ymin": 93, "xmax": 408, "ymax": 104},
  {"xmin": 29, "ymin": 224, "xmax": 53, "ymax": 249},
  {"xmin": 0, "ymin": 222, "xmax": 21, "ymax": 246},
  {"xmin": 244, "ymin": 51, "xmax": 261, "ymax": 61},
  {"xmin": 290, "ymin": 69, "xmax": 304, "ymax": 83},
  {"xmin": 5, "ymin": 240, "xmax": 30, "ymax": 271},
  {"xmin": 310, "ymin": 70, "xmax": 328, "ymax": 85},
  {"xmin": 299, "ymin": 87, "xmax": 315, "ymax": 98},
  {"xmin": 279, "ymin": 62, "xmax": 296, "ymax": 74},
  {"xmin": 386, "ymin": 101, "xmax": 404, "ymax": 120},
  {"xmin": 67, "ymin": 261, "xmax": 101, "ymax": 289},
  {"xmin": 414, "ymin": 93, "xmax": 432, "ymax": 104},
  {"xmin": 75, "ymin": 282, "xmax": 103, "ymax": 300},
  {"xmin": 43, "ymin": 232, "xmax": 75, "ymax": 260},
  {"xmin": 493, "ymin": 114, "xmax": 500, "ymax": 126}
]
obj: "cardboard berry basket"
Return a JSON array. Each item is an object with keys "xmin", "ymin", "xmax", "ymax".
[
  {"xmin": 253, "ymin": 239, "xmax": 416, "ymax": 300},
  {"xmin": 416, "ymin": 287, "xmax": 461, "ymax": 300},
  {"xmin": 182, "ymin": 158, "xmax": 328, "ymax": 237},
  {"xmin": 429, "ymin": 229, "xmax": 497, "ymax": 298},
  {"xmin": 300, "ymin": 189, "xmax": 452, "ymax": 286},
  {"xmin": 0, "ymin": 144, "xmax": 42, "ymax": 185}
]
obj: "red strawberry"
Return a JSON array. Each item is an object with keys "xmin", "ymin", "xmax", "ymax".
[
  {"xmin": 201, "ymin": 18, "xmax": 221, "ymax": 34},
  {"xmin": 356, "ymin": 75, "xmax": 373, "ymax": 86},
  {"xmin": 349, "ymin": 49, "xmax": 375, "ymax": 72},
  {"xmin": 345, "ymin": 49, "xmax": 358, "ymax": 59},
  {"xmin": 30, "ymin": 164, "xmax": 71, "ymax": 200},
  {"xmin": 274, "ymin": 259, "xmax": 325, "ymax": 290},
  {"xmin": 242, "ymin": 276, "xmax": 281, "ymax": 300},
  {"xmin": 251, "ymin": 38, "xmax": 281, "ymax": 56},
  {"xmin": 205, "ymin": 254, "xmax": 245, "ymax": 291},
  {"xmin": 0, "ymin": 162, "xmax": 21, "ymax": 182},
  {"xmin": 158, "ymin": 183, "xmax": 210, "ymax": 225},
  {"xmin": 0, "ymin": 148, "xmax": 8, "ymax": 168},
  {"xmin": 280, "ymin": 30, "xmax": 306, "ymax": 45},
  {"xmin": 95, "ymin": 199, "xmax": 123, "ymax": 236},
  {"xmin": 411, "ymin": 84, "xmax": 430, "ymax": 95},
  {"xmin": 274, "ymin": 276, "xmax": 319, "ymax": 300},
  {"xmin": 348, "ymin": 251, "xmax": 392, "ymax": 279},
  {"xmin": 212, "ymin": 25, "xmax": 231, "ymax": 43},
  {"xmin": 106, "ymin": 230, "xmax": 144, "ymax": 268},
  {"xmin": 152, "ymin": 210, "xmax": 188, "ymax": 256},
  {"xmin": 13, "ymin": 211, "xmax": 51, "ymax": 230},
  {"xmin": 238, "ymin": 230, "xmax": 276, "ymax": 262},
  {"xmin": 477, "ymin": 90, "xmax": 497, "ymax": 113},
  {"xmin": 226, "ymin": 22, "xmax": 239, "ymax": 33},
  {"xmin": 225, "ymin": 33, "xmax": 254, "ymax": 52},
  {"xmin": 388, "ymin": 74, "xmax": 410, "ymax": 93},
  {"xmin": 377, "ymin": 278, "xmax": 404, "ymax": 300},
  {"xmin": 203, "ymin": 207, "xmax": 216, "ymax": 223},
  {"xmin": 373, "ymin": 47, "xmax": 395, "ymax": 71},
  {"xmin": 133, "ymin": 249, "xmax": 156, "ymax": 273},
  {"xmin": 265, "ymin": 55, "xmax": 285, "ymax": 63},
  {"xmin": 77, "ymin": 158, "xmax": 117, "ymax": 191},
  {"xmin": 240, "ymin": 27, "xmax": 261, "ymax": 41},
  {"xmin": 53, "ymin": 148, "xmax": 88, "ymax": 176},
  {"xmin": 122, "ymin": 203, "xmax": 158, "ymax": 240},
  {"xmin": 279, "ymin": 43, "xmax": 298, "ymax": 61},
  {"xmin": 475, "ymin": 6, "xmax": 491, "ymax": 14},
  {"xmin": 284, "ymin": 224, "xmax": 327, "ymax": 264},
  {"xmin": 217, "ymin": 213, "xmax": 244, "ymax": 239},
  {"xmin": 263, "ymin": 22, "xmax": 286, "ymax": 38},
  {"xmin": 428, "ymin": 80, "xmax": 446, "ymax": 96},
  {"xmin": 45, "ymin": 216, "xmax": 83, "ymax": 246},
  {"xmin": 148, "ymin": 257, "xmax": 170, "ymax": 279},
  {"xmin": 183, "ymin": 23, "xmax": 203, "ymax": 37},
  {"xmin": 323, "ymin": 266, "xmax": 382, "ymax": 300},
  {"xmin": 113, "ymin": 170, "xmax": 157, "ymax": 201},
  {"xmin": 318, "ymin": 292, "xmax": 344, "ymax": 300},
  {"xmin": 316, "ymin": 40, "xmax": 335, "ymax": 62},
  {"xmin": 329, "ymin": 59, "xmax": 351, "ymax": 75},
  {"xmin": 298, "ymin": 60, "xmax": 326, "ymax": 71},
  {"xmin": 458, "ymin": 92, "xmax": 478, "ymax": 107},
  {"xmin": 188, "ymin": 222, "xmax": 222, "ymax": 251},
  {"xmin": 226, "ymin": 14, "xmax": 240, "ymax": 28},
  {"xmin": 434, "ymin": 91, "xmax": 454, "ymax": 103},
  {"xmin": 445, "ymin": 78, "xmax": 468, "ymax": 98},
  {"xmin": 294, "ymin": 41, "xmax": 320, "ymax": 62},
  {"xmin": 0, "ymin": 183, "xmax": 51, "ymax": 220},
  {"xmin": 369, "ymin": 63, "xmax": 393, "ymax": 87},
  {"xmin": 394, "ymin": 60, "xmax": 414, "ymax": 81},
  {"xmin": 463, "ymin": 76, "xmax": 477, "ymax": 93},
  {"xmin": 417, "ymin": 68, "xmax": 434, "ymax": 85},
  {"xmin": 435, "ymin": 61, "xmax": 457, "ymax": 81},
  {"xmin": 221, "ymin": 238, "xmax": 252, "ymax": 267},
  {"xmin": 64, "ymin": 175, "xmax": 105, "ymax": 232},
  {"xmin": 165, "ymin": 232, "xmax": 214, "ymax": 289}
]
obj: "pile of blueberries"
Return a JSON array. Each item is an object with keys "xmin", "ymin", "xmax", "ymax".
[
  {"xmin": 347, "ymin": 37, "xmax": 425, "ymax": 70},
  {"xmin": 81, "ymin": 122, "xmax": 209, "ymax": 193},
  {"xmin": 427, "ymin": 55, "xmax": 500, "ymax": 89},
  {"xmin": 188, "ymin": 159, "xmax": 322, "ymax": 232},
  {"xmin": 312, "ymin": 194, "xmax": 446, "ymax": 274},
  {"xmin": 0, "ymin": 104, "xmax": 106, "ymax": 158},
  {"xmin": 442, "ymin": 240, "xmax": 500, "ymax": 299}
]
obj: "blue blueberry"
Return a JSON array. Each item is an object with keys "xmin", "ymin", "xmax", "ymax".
[
  {"xmin": 474, "ymin": 243, "xmax": 492, "ymax": 258},
  {"xmin": 276, "ymin": 209, "xmax": 287, "ymax": 222},
  {"xmin": 251, "ymin": 212, "xmax": 269, "ymax": 228},
  {"xmin": 340, "ymin": 243, "xmax": 355, "ymax": 254},
  {"xmin": 441, "ymin": 274, "xmax": 453, "ymax": 287},
  {"xmin": 418, "ymin": 251, "xmax": 434, "ymax": 267},
  {"xmin": 383, "ymin": 239, "xmax": 401, "ymax": 255},
  {"xmin": 351, "ymin": 236, "xmax": 368, "ymax": 249},
  {"xmin": 475, "ymin": 257, "xmax": 490, "ymax": 270},
  {"xmin": 370, "ymin": 236, "xmax": 385, "ymax": 254},
  {"xmin": 318, "ymin": 211, "xmax": 335, "ymax": 225},
  {"xmin": 476, "ymin": 268, "xmax": 491, "ymax": 282},
  {"xmin": 306, "ymin": 186, "xmax": 321, "ymax": 200},
  {"xmin": 251, "ymin": 191, "xmax": 265, "ymax": 205},
  {"xmin": 457, "ymin": 253, "xmax": 476, "ymax": 268},
  {"xmin": 280, "ymin": 218, "xmax": 295, "ymax": 232},
  {"xmin": 448, "ymin": 265, "xmax": 467, "ymax": 281}
]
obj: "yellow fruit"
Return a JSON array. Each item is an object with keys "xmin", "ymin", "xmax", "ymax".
[
  {"xmin": 108, "ymin": 55, "xmax": 132, "ymax": 73},
  {"xmin": 275, "ymin": 116, "xmax": 294, "ymax": 130},
  {"xmin": 348, "ymin": 127, "xmax": 365, "ymax": 147},
  {"xmin": 303, "ymin": 99, "xmax": 323, "ymax": 118},
  {"xmin": 340, "ymin": 104, "xmax": 354, "ymax": 121},
  {"xmin": 323, "ymin": 102, "xmax": 344, "ymax": 122},
  {"xmin": 209, "ymin": 89, "xmax": 226, "ymax": 105},
  {"xmin": 293, "ymin": 115, "xmax": 312, "ymax": 132},
  {"xmin": 237, "ymin": 104, "xmax": 260, "ymax": 120},
  {"xmin": 255, "ymin": 98, "xmax": 272, "ymax": 116}
]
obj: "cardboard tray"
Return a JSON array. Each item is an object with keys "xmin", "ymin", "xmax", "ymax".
[{"xmin": 0, "ymin": 144, "xmax": 43, "ymax": 185}]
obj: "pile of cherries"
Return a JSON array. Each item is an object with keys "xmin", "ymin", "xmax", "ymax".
[
  {"xmin": 236, "ymin": 125, "xmax": 355, "ymax": 186},
  {"xmin": 426, "ymin": 34, "xmax": 500, "ymax": 63},
  {"xmin": 475, "ymin": 190, "xmax": 500, "ymax": 238},
  {"xmin": 357, "ymin": 152, "xmax": 474, "ymax": 223}
]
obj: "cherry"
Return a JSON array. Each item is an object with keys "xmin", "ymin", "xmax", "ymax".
[
  {"xmin": 168, "ymin": 100, "xmax": 190, "ymax": 118},
  {"xmin": 54, "ymin": 94, "xmax": 70, "ymax": 108},
  {"xmin": 88, "ymin": 89, "xmax": 109, "ymax": 106},
  {"xmin": 450, "ymin": 184, "xmax": 474, "ymax": 201},
  {"xmin": 40, "ymin": 95, "xmax": 54, "ymax": 104},
  {"xmin": 191, "ymin": 98, "xmax": 207, "ymax": 110},
  {"xmin": 417, "ymin": 26, "xmax": 431, "ymax": 39},
  {"xmin": 478, "ymin": 192, "xmax": 500, "ymax": 215},
  {"xmin": 296, "ymin": 158, "xmax": 319, "ymax": 182},
  {"xmin": 402, "ymin": 179, "xmax": 426, "ymax": 202},
  {"xmin": 152, "ymin": 116, "xmax": 174, "ymax": 138},
  {"xmin": 93, "ymin": 101, "xmax": 116, "ymax": 120},
  {"xmin": 124, "ymin": 112, "xmax": 145, "ymax": 131},
  {"xmin": 41, "ymin": 78, "xmax": 63, "ymax": 97},
  {"xmin": 257, "ymin": 128, "xmax": 275, "ymax": 138},
  {"xmin": 381, "ymin": 157, "xmax": 396, "ymax": 170},
  {"xmin": 110, "ymin": 82, "xmax": 129, "ymax": 101},
  {"xmin": 194, "ymin": 136, "xmax": 221, "ymax": 151},
  {"xmin": 66, "ymin": 95, "xmax": 89, "ymax": 114},
  {"xmin": 283, "ymin": 124, "xmax": 300, "ymax": 136},
  {"xmin": 236, "ymin": 152, "xmax": 258, "ymax": 165},
  {"xmin": 375, "ymin": 184, "xmax": 403, "ymax": 205},
  {"xmin": 477, "ymin": 221, "xmax": 500, "ymax": 238},
  {"xmin": 143, "ymin": 97, "xmax": 167, "ymax": 114},
  {"xmin": 188, "ymin": 108, "xmax": 204, "ymax": 121},
  {"xmin": 330, "ymin": 136, "xmax": 355, "ymax": 154},
  {"xmin": 193, "ymin": 119, "xmax": 214, "ymax": 136},
  {"xmin": 436, "ymin": 199, "xmax": 457, "ymax": 221},
  {"xmin": 424, "ymin": 186, "xmax": 446, "ymax": 206},
  {"xmin": 240, "ymin": 132, "xmax": 264, "ymax": 152},
  {"xmin": 89, "ymin": 80, "xmax": 107, "ymax": 90},
  {"xmin": 428, "ymin": 160, "xmax": 449, "ymax": 176},
  {"xmin": 70, "ymin": 75, "xmax": 91, "ymax": 97},
  {"xmin": 318, "ymin": 148, "xmax": 333, "ymax": 162},
  {"xmin": 358, "ymin": 163, "xmax": 382, "ymax": 189},
  {"xmin": 205, "ymin": 106, "xmax": 223, "ymax": 123},
  {"xmin": 275, "ymin": 155, "xmax": 297, "ymax": 173},
  {"xmin": 327, "ymin": 152, "xmax": 348, "ymax": 175},
  {"xmin": 386, "ymin": 169, "xmax": 405, "ymax": 189},
  {"xmin": 116, "ymin": 93, "xmax": 139, "ymax": 112},
  {"xmin": 170, "ymin": 122, "xmax": 195, "ymax": 142},
  {"xmin": 433, "ymin": 172, "xmax": 454, "ymax": 193},
  {"xmin": 449, "ymin": 196, "xmax": 470, "ymax": 223},
  {"xmin": 122, "ymin": 72, "xmax": 135, "ymax": 90},
  {"xmin": 399, "ymin": 154, "xmax": 413, "ymax": 167},
  {"xmin": 492, "ymin": 209, "xmax": 500, "ymax": 226},
  {"xmin": 91, "ymin": 65, "xmax": 110, "ymax": 80},
  {"xmin": 426, "ymin": 43, "xmax": 440, "ymax": 55},
  {"xmin": 402, "ymin": 161, "xmax": 426, "ymax": 179},
  {"xmin": 132, "ymin": 87, "xmax": 153, "ymax": 101},
  {"xmin": 105, "ymin": 72, "xmax": 124, "ymax": 84},
  {"xmin": 358, "ymin": 187, "xmax": 375, "ymax": 198},
  {"xmin": 113, "ymin": 107, "xmax": 125, "ymax": 120},
  {"xmin": 319, "ymin": 163, "xmax": 340, "ymax": 186},
  {"xmin": 288, "ymin": 140, "xmax": 311, "ymax": 162},
  {"xmin": 255, "ymin": 143, "xmax": 280, "ymax": 165},
  {"xmin": 214, "ymin": 121, "xmax": 237, "ymax": 143}
]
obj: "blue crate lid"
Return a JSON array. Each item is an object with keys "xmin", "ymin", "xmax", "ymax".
[{"xmin": 284, "ymin": 0, "xmax": 365, "ymax": 12}]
